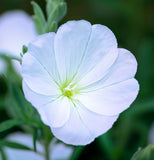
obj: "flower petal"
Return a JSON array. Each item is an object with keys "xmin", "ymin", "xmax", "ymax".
[
  {"xmin": 0, "ymin": 10, "xmax": 37, "ymax": 56},
  {"xmin": 38, "ymin": 97, "xmax": 70, "ymax": 128},
  {"xmin": 75, "ymin": 24, "xmax": 117, "ymax": 81},
  {"xmin": 51, "ymin": 105, "xmax": 94, "ymax": 145},
  {"xmin": 51, "ymin": 102, "xmax": 118, "ymax": 145},
  {"xmin": 22, "ymin": 53, "xmax": 59, "ymax": 95},
  {"xmin": 23, "ymin": 81, "xmax": 59, "ymax": 109},
  {"xmin": 54, "ymin": 20, "xmax": 92, "ymax": 82},
  {"xmin": 78, "ymin": 47, "xmax": 118, "ymax": 87},
  {"xmin": 82, "ymin": 48, "xmax": 138, "ymax": 91},
  {"xmin": 54, "ymin": 20, "xmax": 117, "ymax": 83},
  {"xmin": 78, "ymin": 79, "xmax": 139, "ymax": 116},
  {"xmin": 28, "ymin": 33, "xmax": 60, "ymax": 83},
  {"xmin": 76, "ymin": 102, "xmax": 119, "ymax": 137}
]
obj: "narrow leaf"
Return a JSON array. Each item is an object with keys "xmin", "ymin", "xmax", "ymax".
[
  {"xmin": 31, "ymin": 1, "xmax": 46, "ymax": 24},
  {"xmin": 31, "ymin": 1, "xmax": 46, "ymax": 34},
  {"xmin": 50, "ymin": 21, "xmax": 58, "ymax": 32},
  {"xmin": 46, "ymin": 0, "xmax": 63, "ymax": 16},
  {"xmin": 0, "ymin": 149, "xmax": 7, "ymax": 160},
  {"xmin": 0, "ymin": 140, "xmax": 32, "ymax": 150},
  {"xmin": 131, "ymin": 145, "xmax": 154, "ymax": 160},
  {"xmin": 45, "ymin": 2, "xmax": 67, "ymax": 32},
  {"xmin": 32, "ymin": 16, "xmax": 44, "ymax": 34},
  {"xmin": 33, "ymin": 129, "xmax": 38, "ymax": 152},
  {"xmin": 0, "ymin": 120, "xmax": 25, "ymax": 132}
]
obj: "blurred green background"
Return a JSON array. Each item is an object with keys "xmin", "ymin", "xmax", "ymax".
[{"xmin": 0, "ymin": 0, "xmax": 154, "ymax": 160}]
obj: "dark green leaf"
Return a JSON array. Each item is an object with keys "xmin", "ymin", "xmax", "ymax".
[
  {"xmin": 0, "ymin": 120, "xmax": 25, "ymax": 132},
  {"xmin": 33, "ymin": 129, "xmax": 38, "ymax": 152},
  {"xmin": 22, "ymin": 45, "xmax": 28, "ymax": 54},
  {"xmin": 0, "ymin": 140, "xmax": 32, "ymax": 150},
  {"xmin": 0, "ymin": 148, "xmax": 7, "ymax": 160},
  {"xmin": 70, "ymin": 146, "xmax": 84, "ymax": 160}
]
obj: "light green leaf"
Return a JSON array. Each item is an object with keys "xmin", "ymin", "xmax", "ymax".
[
  {"xmin": 131, "ymin": 145, "xmax": 154, "ymax": 160},
  {"xmin": 45, "ymin": 2, "xmax": 67, "ymax": 32},
  {"xmin": 31, "ymin": 1, "xmax": 46, "ymax": 34},
  {"xmin": 32, "ymin": 15, "xmax": 44, "ymax": 34},
  {"xmin": 31, "ymin": 1, "xmax": 46, "ymax": 24},
  {"xmin": 50, "ymin": 21, "xmax": 58, "ymax": 32},
  {"xmin": 46, "ymin": 0, "xmax": 64, "ymax": 17}
]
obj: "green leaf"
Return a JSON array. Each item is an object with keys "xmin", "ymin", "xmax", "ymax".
[
  {"xmin": 32, "ymin": 15, "xmax": 44, "ymax": 34},
  {"xmin": 33, "ymin": 129, "xmax": 38, "ymax": 152},
  {"xmin": 0, "ymin": 140, "xmax": 32, "ymax": 150},
  {"xmin": 70, "ymin": 146, "xmax": 84, "ymax": 160},
  {"xmin": 46, "ymin": 0, "xmax": 64, "ymax": 17},
  {"xmin": 0, "ymin": 148, "xmax": 7, "ymax": 160},
  {"xmin": 0, "ymin": 120, "xmax": 25, "ymax": 132},
  {"xmin": 125, "ymin": 98, "xmax": 154, "ymax": 116},
  {"xmin": 0, "ymin": 97, "xmax": 5, "ymax": 110},
  {"xmin": 31, "ymin": 1, "xmax": 46, "ymax": 24},
  {"xmin": 131, "ymin": 145, "xmax": 154, "ymax": 160},
  {"xmin": 9, "ymin": 84, "xmax": 29, "ymax": 120},
  {"xmin": 31, "ymin": 1, "xmax": 46, "ymax": 34},
  {"xmin": 98, "ymin": 133, "xmax": 115, "ymax": 160},
  {"xmin": 45, "ymin": 2, "xmax": 67, "ymax": 32},
  {"xmin": 22, "ymin": 45, "xmax": 28, "ymax": 54},
  {"xmin": 50, "ymin": 21, "xmax": 58, "ymax": 32}
]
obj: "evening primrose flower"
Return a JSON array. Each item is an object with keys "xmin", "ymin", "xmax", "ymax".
[
  {"xmin": 22, "ymin": 20, "xmax": 139, "ymax": 145},
  {"xmin": 0, "ymin": 10, "xmax": 37, "ymax": 73}
]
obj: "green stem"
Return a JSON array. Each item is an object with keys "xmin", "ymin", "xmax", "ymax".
[
  {"xmin": 45, "ymin": 142, "xmax": 50, "ymax": 160},
  {"xmin": 43, "ymin": 126, "xmax": 57, "ymax": 160},
  {"xmin": 44, "ymin": 129, "xmax": 50, "ymax": 160}
]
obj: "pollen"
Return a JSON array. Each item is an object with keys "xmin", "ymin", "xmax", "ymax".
[
  {"xmin": 63, "ymin": 88, "xmax": 73, "ymax": 98},
  {"xmin": 65, "ymin": 90, "xmax": 72, "ymax": 97}
]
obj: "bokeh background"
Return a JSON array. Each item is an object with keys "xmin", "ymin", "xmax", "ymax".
[{"xmin": 0, "ymin": 0, "xmax": 154, "ymax": 159}]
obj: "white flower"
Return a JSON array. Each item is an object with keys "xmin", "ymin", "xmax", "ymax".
[
  {"xmin": 22, "ymin": 20, "xmax": 139, "ymax": 145},
  {"xmin": 3, "ymin": 133, "xmax": 73, "ymax": 160},
  {"xmin": 0, "ymin": 10, "xmax": 37, "ymax": 73}
]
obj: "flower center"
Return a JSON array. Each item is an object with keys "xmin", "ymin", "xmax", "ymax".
[
  {"xmin": 63, "ymin": 88, "xmax": 73, "ymax": 98},
  {"xmin": 60, "ymin": 82, "xmax": 80, "ymax": 99}
]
